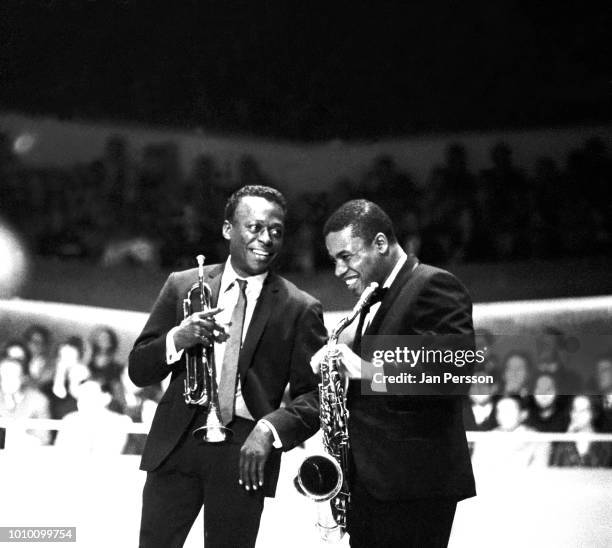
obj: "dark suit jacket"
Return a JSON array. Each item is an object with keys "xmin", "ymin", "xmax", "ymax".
[
  {"xmin": 129, "ymin": 263, "xmax": 327, "ymax": 496},
  {"xmin": 348, "ymin": 257, "xmax": 476, "ymax": 501}
]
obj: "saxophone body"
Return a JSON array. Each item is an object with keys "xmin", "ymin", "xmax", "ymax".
[{"xmin": 295, "ymin": 282, "xmax": 379, "ymax": 541}]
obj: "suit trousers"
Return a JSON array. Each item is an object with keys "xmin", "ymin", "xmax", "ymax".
[
  {"xmin": 347, "ymin": 477, "xmax": 457, "ymax": 548},
  {"xmin": 139, "ymin": 416, "xmax": 265, "ymax": 548}
]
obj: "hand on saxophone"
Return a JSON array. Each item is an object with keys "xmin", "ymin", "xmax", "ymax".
[
  {"xmin": 310, "ymin": 343, "xmax": 364, "ymax": 379},
  {"xmin": 173, "ymin": 307, "xmax": 225, "ymax": 351}
]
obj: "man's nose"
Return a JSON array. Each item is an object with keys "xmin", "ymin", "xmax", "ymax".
[
  {"xmin": 258, "ymin": 227, "xmax": 272, "ymax": 246},
  {"xmin": 334, "ymin": 261, "xmax": 347, "ymax": 278}
]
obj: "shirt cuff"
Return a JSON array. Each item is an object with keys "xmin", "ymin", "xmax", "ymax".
[
  {"xmin": 166, "ymin": 327, "xmax": 184, "ymax": 364},
  {"xmin": 258, "ymin": 419, "xmax": 283, "ymax": 449}
]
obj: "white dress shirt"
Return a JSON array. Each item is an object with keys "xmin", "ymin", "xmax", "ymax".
[{"xmin": 166, "ymin": 258, "xmax": 282, "ymax": 446}]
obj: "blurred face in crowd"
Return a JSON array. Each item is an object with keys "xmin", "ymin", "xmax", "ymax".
[
  {"xmin": 0, "ymin": 358, "xmax": 24, "ymax": 395},
  {"xmin": 326, "ymin": 226, "xmax": 389, "ymax": 296},
  {"xmin": 496, "ymin": 397, "xmax": 524, "ymax": 431},
  {"xmin": 503, "ymin": 354, "xmax": 529, "ymax": 393},
  {"xmin": 93, "ymin": 330, "xmax": 115, "ymax": 354},
  {"xmin": 533, "ymin": 374, "xmax": 557, "ymax": 409},
  {"xmin": 469, "ymin": 378, "xmax": 497, "ymax": 405},
  {"xmin": 5, "ymin": 344, "xmax": 27, "ymax": 364},
  {"xmin": 58, "ymin": 343, "xmax": 80, "ymax": 365},
  {"xmin": 223, "ymin": 196, "xmax": 285, "ymax": 277},
  {"xmin": 74, "ymin": 380, "xmax": 112, "ymax": 414},
  {"xmin": 596, "ymin": 359, "xmax": 612, "ymax": 392},
  {"xmin": 569, "ymin": 396, "xmax": 594, "ymax": 431},
  {"xmin": 27, "ymin": 331, "xmax": 47, "ymax": 358}
]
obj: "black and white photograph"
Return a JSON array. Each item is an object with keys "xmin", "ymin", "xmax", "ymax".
[{"xmin": 1, "ymin": 2, "xmax": 611, "ymax": 547}]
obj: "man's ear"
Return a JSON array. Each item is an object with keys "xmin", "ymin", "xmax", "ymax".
[
  {"xmin": 222, "ymin": 220, "xmax": 232, "ymax": 241},
  {"xmin": 373, "ymin": 232, "xmax": 389, "ymax": 254}
]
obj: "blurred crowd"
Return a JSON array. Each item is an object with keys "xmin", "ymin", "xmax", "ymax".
[
  {"xmin": 465, "ymin": 327, "xmax": 612, "ymax": 469},
  {"xmin": 2, "ymin": 321, "xmax": 611, "ymax": 468},
  {"xmin": 0, "ymin": 324, "xmax": 161, "ymax": 454},
  {"xmin": 1, "ymin": 132, "xmax": 610, "ymax": 271}
]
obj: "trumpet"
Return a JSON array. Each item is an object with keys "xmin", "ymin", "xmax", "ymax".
[
  {"xmin": 295, "ymin": 282, "xmax": 379, "ymax": 541},
  {"xmin": 183, "ymin": 254, "xmax": 232, "ymax": 443}
]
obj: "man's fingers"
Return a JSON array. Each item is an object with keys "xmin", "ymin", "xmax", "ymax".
[
  {"xmin": 256, "ymin": 456, "xmax": 265, "ymax": 488},
  {"xmin": 196, "ymin": 307, "xmax": 223, "ymax": 319},
  {"xmin": 238, "ymin": 449, "xmax": 246, "ymax": 488},
  {"xmin": 248, "ymin": 453, "xmax": 258, "ymax": 491}
]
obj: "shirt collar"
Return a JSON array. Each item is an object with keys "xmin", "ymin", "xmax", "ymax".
[
  {"xmin": 381, "ymin": 250, "xmax": 410, "ymax": 289},
  {"xmin": 220, "ymin": 257, "xmax": 268, "ymax": 294}
]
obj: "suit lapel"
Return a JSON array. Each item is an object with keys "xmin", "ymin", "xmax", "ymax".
[
  {"xmin": 365, "ymin": 255, "xmax": 419, "ymax": 336},
  {"xmin": 206, "ymin": 264, "xmax": 224, "ymax": 307},
  {"xmin": 237, "ymin": 272, "xmax": 279, "ymax": 381}
]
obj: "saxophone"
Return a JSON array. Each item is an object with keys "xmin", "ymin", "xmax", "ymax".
[{"xmin": 295, "ymin": 282, "xmax": 379, "ymax": 541}]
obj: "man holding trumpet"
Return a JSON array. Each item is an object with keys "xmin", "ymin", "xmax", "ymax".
[{"xmin": 129, "ymin": 185, "xmax": 326, "ymax": 548}]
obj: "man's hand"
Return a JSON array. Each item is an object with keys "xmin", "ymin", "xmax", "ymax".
[
  {"xmin": 239, "ymin": 422, "xmax": 274, "ymax": 491},
  {"xmin": 310, "ymin": 343, "xmax": 365, "ymax": 379},
  {"xmin": 173, "ymin": 307, "xmax": 225, "ymax": 351}
]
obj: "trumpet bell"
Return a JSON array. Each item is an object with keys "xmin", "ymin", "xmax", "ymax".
[
  {"xmin": 192, "ymin": 424, "xmax": 233, "ymax": 444},
  {"xmin": 294, "ymin": 454, "xmax": 343, "ymax": 501}
]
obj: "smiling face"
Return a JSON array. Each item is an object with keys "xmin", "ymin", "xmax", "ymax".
[
  {"xmin": 222, "ymin": 195, "xmax": 285, "ymax": 277},
  {"xmin": 325, "ymin": 226, "xmax": 389, "ymax": 296}
]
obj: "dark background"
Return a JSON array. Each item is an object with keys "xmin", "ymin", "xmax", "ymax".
[{"xmin": 1, "ymin": 1, "xmax": 609, "ymax": 140}]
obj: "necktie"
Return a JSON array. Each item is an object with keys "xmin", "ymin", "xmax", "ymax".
[
  {"xmin": 352, "ymin": 287, "xmax": 387, "ymax": 355},
  {"xmin": 219, "ymin": 278, "xmax": 247, "ymax": 425}
]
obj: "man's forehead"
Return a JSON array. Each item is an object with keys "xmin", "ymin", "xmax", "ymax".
[
  {"xmin": 326, "ymin": 227, "xmax": 365, "ymax": 254},
  {"xmin": 234, "ymin": 196, "xmax": 285, "ymax": 220}
]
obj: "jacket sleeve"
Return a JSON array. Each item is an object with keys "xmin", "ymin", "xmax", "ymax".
[
  {"xmin": 128, "ymin": 273, "xmax": 181, "ymax": 387},
  {"xmin": 262, "ymin": 299, "xmax": 327, "ymax": 450}
]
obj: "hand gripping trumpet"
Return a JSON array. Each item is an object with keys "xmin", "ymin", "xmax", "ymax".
[
  {"xmin": 183, "ymin": 254, "xmax": 231, "ymax": 443},
  {"xmin": 294, "ymin": 282, "xmax": 379, "ymax": 541}
]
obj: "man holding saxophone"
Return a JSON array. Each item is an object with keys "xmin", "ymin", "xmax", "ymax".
[
  {"xmin": 129, "ymin": 185, "xmax": 326, "ymax": 548},
  {"xmin": 312, "ymin": 199, "xmax": 476, "ymax": 548}
]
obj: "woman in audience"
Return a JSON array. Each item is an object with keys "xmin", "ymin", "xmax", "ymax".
[
  {"xmin": 50, "ymin": 336, "xmax": 90, "ymax": 420},
  {"xmin": 87, "ymin": 326, "xmax": 123, "ymax": 386},
  {"xmin": 23, "ymin": 324, "xmax": 54, "ymax": 390},
  {"xmin": 550, "ymin": 394, "xmax": 612, "ymax": 467},
  {"xmin": 525, "ymin": 373, "xmax": 569, "ymax": 432},
  {"xmin": 0, "ymin": 356, "xmax": 51, "ymax": 448},
  {"xmin": 463, "ymin": 369, "xmax": 499, "ymax": 431},
  {"xmin": 500, "ymin": 351, "xmax": 532, "ymax": 400}
]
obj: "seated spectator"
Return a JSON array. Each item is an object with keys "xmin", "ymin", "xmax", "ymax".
[
  {"xmin": 471, "ymin": 395, "xmax": 550, "ymax": 470},
  {"xmin": 535, "ymin": 327, "xmax": 583, "ymax": 394},
  {"xmin": 87, "ymin": 326, "xmax": 123, "ymax": 386},
  {"xmin": 463, "ymin": 370, "xmax": 499, "ymax": 431},
  {"xmin": 23, "ymin": 324, "xmax": 54, "ymax": 390},
  {"xmin": 0, "ymin": 356, "xmax": 51, "ymax": 448},
  {"xmin": 525, "ymin": 373, "xmax": 569, "ymax": 432},
  {"xmin": 1, "ymin": 340, "xmax": 31, "ymax": 367},
  {"xmin": 550, "ymin": 395, "xmax": 612, "ymax": 467},
  {"xmin": 54, "ymin": 377, "xmax": 132, "ymax": 454},
  {"xmin": 50, "ymin": 336, "xmax": 90, "ymax": 420},
  {"xmin": 585, "ymin": 354, "xmax": 612, "ymax": 432},
  {"xmin": 500, "ymin": 351, "xmax": 532, "ymax": 400}
]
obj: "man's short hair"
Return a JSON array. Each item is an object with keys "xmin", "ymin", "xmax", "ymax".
[
  {"xmin": 323, "ymin": 199, "xmax": 397, "ymax": 244},
  {"xmin": 224, "ymin": 185, "xmax": 287, "ymax": 222}
]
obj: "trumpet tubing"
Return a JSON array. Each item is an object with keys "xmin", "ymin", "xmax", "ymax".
[{"xmin": 183, "ymin": 254, "xmax": 231, "ymax": 443}]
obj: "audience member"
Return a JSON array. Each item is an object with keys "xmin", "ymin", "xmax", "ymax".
[
  {"xmin": 23, "ymin": 324, "xmax": 54, "ymax": 390},
  {"xmin": 50, "ymin": 336, "xmax": 90, "ymax": 420},
  {"xmin": 54, "ymin": 377, "xmax": 132, "ymax": 454},
  {"xmin": 500, "ymin": 351, "xmax": 532, "ymax": 399},
  {"xmin": 525, "ymin": 373, "xmax": 569, "ymax": 433},
  {"xmin": 471, "ymin": 395, "xmax": 550, "ymax": 470},
  {"xmin": 0, "ymin": 356, "xmax": 51, "ymax": 448},
  {"xmin": 87, "ymin": 326, "xmax": 123, "ymax": 386},
  {"xmin": 550, "ymin": 395, "xmax": 612, "ymax": 467}
]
